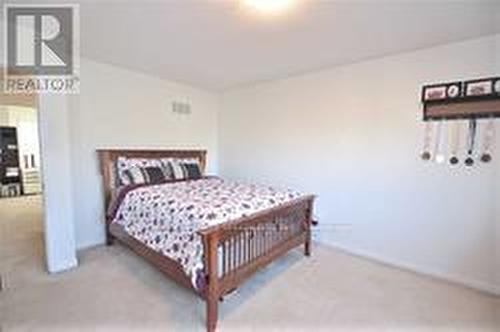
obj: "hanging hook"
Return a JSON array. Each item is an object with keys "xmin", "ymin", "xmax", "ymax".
[
  {"xmin": 465, "ymin": 118, "xmax": 477, "ymax": 167},
  {"xmin": 449, "ymin": 120, "xmax": 460, "ymax": 165},
  {"xmin": 480, "ymin": 115, "xmax": 495, "ymax": 163}
]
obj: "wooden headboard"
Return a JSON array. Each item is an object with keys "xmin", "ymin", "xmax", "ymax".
[{"xmin": 97, "ymin": 149, "xmax": 207, "ymax": 210}]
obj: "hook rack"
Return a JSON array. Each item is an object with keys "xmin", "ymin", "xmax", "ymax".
[{"xmin": 422, "ymin": 77, "xmax": 500, "ymax": 121}]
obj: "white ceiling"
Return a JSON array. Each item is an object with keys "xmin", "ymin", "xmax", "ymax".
[{"xmin": 13, "ymin": 1, "xmax": 500, "ymax": 91}]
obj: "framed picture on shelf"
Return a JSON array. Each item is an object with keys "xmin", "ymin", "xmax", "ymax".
[
  {"xmin": 494, "ymin": 78, "xmax": 500, "ymax": 95},
  {"xmin": 422, "ymin": 82, "xmax": 462, "ymax": 102},
  {"xmin": 446, "ymin": 83, "xmax": 461, "ymax": 98},
  {"xmin": 422, "ymin": 85, "xmax": 446, "ymax": 101},
  {"xmin": 464, "ymin": 78, "xmax": 494, "ymax": 97}
]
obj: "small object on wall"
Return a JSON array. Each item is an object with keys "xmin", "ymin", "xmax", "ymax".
[
  {"xmin": 420, "ymin": 121, "xmax": 433, "ymax": 161},
  {"xmin": 464, "ymin": 78, "xmax": 494, "ymax": 97},
  {"xmin": 480, "ymin": 154, "xmax": 492, "ymax": 163},
  {"xmin": 423, "ymin": 86, "xmax": 446, "ymax": 101},
  {"xmin": 447, "ymin": 84, "xmax": 460, "ymax": 98},
  {"xmin": 449, "ymin": 155, "xmax": 460, "ymax": 165},
  {"xmin": 480, "ymin": 118, "xmax": 495, "ymax": 163},
  {"xmin": 464, "ymin": 119, "xmax": 477, "ymax": 167},
  {"xmin": 172, "ymin": 101, "xmax": 192, "ymax": 115},
  {"xmin": 421, "ymin": 151, "xmax": 432, "ymax": 161},
  {"xmin": 494, "ymin": 79, "xmax": 500, "ymax": 94},
  {"xmin": 433, "ymin": 120, "xmax": 446, "ymax": 164},
  {"xmin": 422, "ymin": 81, "xmax": 462, "ymax": 102},
  {"xmin": 448, "ymin": 122, "xmax": 460, "ymax": 165}
]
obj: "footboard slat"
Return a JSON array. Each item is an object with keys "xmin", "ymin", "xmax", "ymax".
[
  {"xmin": 221, "ymin": 233, "xmax": 306, "ymax": 294},
  {"xmin": 202, "ymin": 197, "xmax": 313, "ymax": 288}
]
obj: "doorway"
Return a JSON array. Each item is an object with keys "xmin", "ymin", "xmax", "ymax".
[
  {"xmin": 0, "ymin": 104, "xmax": 44, "ymax": 289},
  {"xmin": 0, "ymin": 67, "xmax": 77, "ymax": 286},
  {"xmin": 0, "ymin": 105, "xmax": 42, "ymax": 198}
]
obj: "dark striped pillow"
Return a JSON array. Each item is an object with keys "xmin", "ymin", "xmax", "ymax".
[
  {"xmin": 117, "ymin": 157, "xmax": 166, "ymax": 185},
  {"xmin": 160, "ymin": 158, "xmax": 202, "ymax": 180},
  {"xmin": 143, "ymin": 166, "xmax": 167, "ymax": 183},
  {"xmin": 164, "ymin": 159, "xmax": 185, "ymax": 180},
  {"xmin": 122, "ymin": 166, "xmax": 170, "ymax": 185},
  {"xmin": 181, "ymin": 162, "xmax": 201, "ymax": 179}
]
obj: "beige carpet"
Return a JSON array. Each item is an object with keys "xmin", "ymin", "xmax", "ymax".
[{"xmin": 0, "ymin": 196, "xmax": 499, "ymax": 331}]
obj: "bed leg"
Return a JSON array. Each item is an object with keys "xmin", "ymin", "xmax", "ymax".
[
  {"xmin": 206, "ymin": 297, "xmax": 218, "ymax": 332},
  {"xmin": 304, "ymin": 236, "xmax": 311, "ymax": 257},
  {"xmin": 106, "ymin": 227, "xmax": 114, "ymax": 246},
  {"xmin": 304, "ymin": 204, "xmax": 312, "ymax": 257},
  {"xmin": 203, "ymin": 232, "xmax": 220, "ymax": 332}
]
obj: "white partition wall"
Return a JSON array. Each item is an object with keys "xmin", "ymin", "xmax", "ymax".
[{"xmin": 38, "ymin": 94, "xmax": 78, "ymax": 273}]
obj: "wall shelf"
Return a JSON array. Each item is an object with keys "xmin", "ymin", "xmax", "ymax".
[{"xmin": 423, "ymin": 97, "xmax": 500, "ymax": 121}]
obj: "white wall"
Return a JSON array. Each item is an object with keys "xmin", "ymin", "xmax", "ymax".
[
  {"xmin": 68, "ymin": 59, "xmax": 219, "ymax": 249},
  {"xmin": 220, "ymin": 35, "xmax": 500, "ymax": 294}
]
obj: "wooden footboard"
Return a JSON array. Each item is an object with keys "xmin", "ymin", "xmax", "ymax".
[{"xmin": 199, "ymin": 196, "xmax": 314, "ymax": 332}]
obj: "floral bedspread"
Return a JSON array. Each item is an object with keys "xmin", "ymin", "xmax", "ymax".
[{"xmin": 111, "ymin": 177, "xmax": 305, "ymax": 291}]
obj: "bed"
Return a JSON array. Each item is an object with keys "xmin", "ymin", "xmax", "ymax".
[{"xmin": 97, "ymin": 149, "xmax": 315, "ymax": 332}]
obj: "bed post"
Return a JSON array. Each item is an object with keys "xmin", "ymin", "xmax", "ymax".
[
  {"xmin": 105, "ymin": 220, "xmax": 115, "ymax": 246},
  {"xmin": 304, "ymin": 199, "xmax": 313, "ymax": 257},
  {"xmin": 97, "ymin": 150, "xmax": 115, "ymax": 246},
  {"xmin": 203, "ymin": 232, "xmax": 219, "ymax": 332}
]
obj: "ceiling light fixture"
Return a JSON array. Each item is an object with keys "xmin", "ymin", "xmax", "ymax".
[{"xmin": 243, "ymin": 0, "xmax": 297, "ymax": 15}]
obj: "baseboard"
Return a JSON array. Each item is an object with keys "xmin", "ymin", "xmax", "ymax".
[
  {"xmin": 75, "ymin": 234, "xmax": 500, "ymax": 296},
  {"xmin": 76, "ymin": 234, "xmax": 107, "ymax": 251},
  {"xmin": 322, "ymin": 241, "xmax": 500, "ymax": 297},
  {"xmin": 77, "ymin": 240, "xmax": 104, "ymax": 251},
  {"xmin": 47, "ymin": 256, "xmax": 78, "ymax": 274}
]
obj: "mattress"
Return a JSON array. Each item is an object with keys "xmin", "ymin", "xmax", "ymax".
[{"xmin": 110, "ymin": 177, "xmax": 306, "ymax": 291}]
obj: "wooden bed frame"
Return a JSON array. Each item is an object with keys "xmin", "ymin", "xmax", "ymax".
[{"xmin": 97, "ymin": 149, "xmax": 314, "ymax": 332}]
